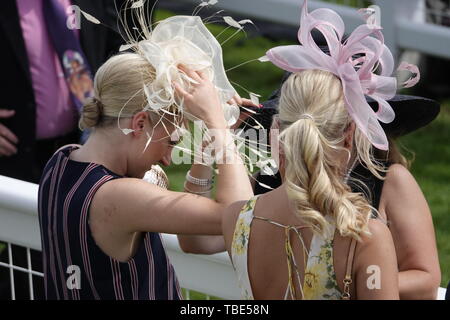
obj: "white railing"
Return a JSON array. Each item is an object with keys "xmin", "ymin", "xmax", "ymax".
[
  {"xmin": 0, "ymin": 174, "xmax": 447, "ymax": 300},
  {"xmin": 0, "ymin": 175, "xmax": 240, "ymax": 300},
  {"xmin": 179, "ymin": 0, "xmax": 450, "ymax": 61}
]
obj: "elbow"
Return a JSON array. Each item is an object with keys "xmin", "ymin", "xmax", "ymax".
[
  {"xmin": 177, "ymin": 237, "xmax": 199, "ymax": 254},
  {"xmin": 421, "ymin": 281, "xmax": 441, "ymax": 300},
  {"xmin": 400, "ymin": 270, "xmax": 442, "ymax": 300},
  {"xmin": 425, "ymin": 273, "xmax": 442, "ymax": 300},
  {"xmin": 422, "ymin": 270, "xmax": 442, "ymax": 300},
  {"xmin": 178, "ymin": 244, "xmax": 203, "ymax": 255},
  {"xmin": 179, "ymin": 243, "xmax": 195, "ymax": 254},
  {"xmin": 178, "ymin": 242, "xmax": 218, "ymax": 255}
]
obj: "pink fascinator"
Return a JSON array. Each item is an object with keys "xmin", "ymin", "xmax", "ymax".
[{"xmin": 264, "ymin": 0, "xmax": 420, "ymax": 150}]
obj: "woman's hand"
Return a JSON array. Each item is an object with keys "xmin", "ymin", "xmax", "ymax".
[
  {"xmin": 228, "ymin": 96, "xmax": 261, "ymax": 130},
  {"xmin": 0, "ymin": 109, "xmax": 18, "ymax": 157},
  {"xmin": 173, "ymin": 65, "xmax": 227, "ymax": 129}
]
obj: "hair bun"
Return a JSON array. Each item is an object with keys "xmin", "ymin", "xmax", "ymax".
[{"xmin": 79, "ymin": 97, "xmax": 103, "ymax": 130}]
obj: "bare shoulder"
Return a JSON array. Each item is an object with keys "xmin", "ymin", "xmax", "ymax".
[
  {"xmin": 357, "ymin": 219, "xmax": 392, "ymax": 250},
  {"xmin": 90, "ymin": 177, "xmax": 172, "ymax": 223},
  {"xmin": 91, "ymin": 178, "xmax": 145, "ymax": 212},
  {"xmin": 354, "ymin": 218, "xmax": 396, "ymax": 271},
  {"xmin": 385, "ymin": 164, "xmax": 416, "ymax": 189},
  {"xmin": 383, "ymin": 163, "xmax": 427, "ymax": 211},
  {"xmin": 90, "ymin": 177, "xmax": 170, "ymax": 231},
  {"xmin": 382, "ymin": 164, "xmax": 423, "ymax": 205}
]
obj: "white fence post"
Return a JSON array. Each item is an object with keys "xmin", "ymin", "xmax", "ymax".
[
  {"xmin": 374, "ymin": 0, "xmax": 426, "ymax": 74},
  {"xmin": 175, "ymin": 0, "xmax": 450, "ymax": 60},
  {"xmin": 372, "ymin": 0, "xmax": 425, "ymax": 62},
  {"xmin": 372, "ymin": 0, "xmax": 398, "ymax": 61}
]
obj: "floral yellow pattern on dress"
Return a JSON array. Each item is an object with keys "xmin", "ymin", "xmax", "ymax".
[
  {"xmin": 231, "ymin": 196, "xmax": 342, "ymax": 300},
  {"xmin": 303, "ymin": 237, "xmax": 342, "ymax": 300},
  {"xmin": 231, "ymin": 197, "xmax": 256, "ymax": 255}
]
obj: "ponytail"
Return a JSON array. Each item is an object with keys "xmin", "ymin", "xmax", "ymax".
[{"xmin": 278, "ymin": 70, "xmax": 378, "ymax": 240}]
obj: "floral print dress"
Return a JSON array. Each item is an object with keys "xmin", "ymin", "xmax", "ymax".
[{"xmin": 231, "ymin": 196, "xmax": 343, "ymax": 300}]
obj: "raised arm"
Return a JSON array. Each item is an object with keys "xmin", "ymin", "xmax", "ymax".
[
  {"xmin": 172, "ymin": 66, "xmax": 254, "ymax": 206},
  {"xmin": 177, "ymin": 163, "xmax": 226, "ymax": 254},
  {"xmin": 177, "ymin": 95, "xmax": 258, "ymax": 254},
  {"xmin": 92, "ymin": 66, "xmax": 253, "ymax": 239}
]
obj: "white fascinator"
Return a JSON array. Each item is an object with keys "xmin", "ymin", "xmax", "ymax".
[{"xmin": 136, "ymin": 15, "xmax": 240, "ymax": 127}]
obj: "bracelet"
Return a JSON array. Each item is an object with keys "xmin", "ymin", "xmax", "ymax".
[
  {"xmin": 211, "ymin": 132, "xmax": 240, "ymax": 165},
  {"xmin": 183, "ymin": 182, "xmax": 213, "ymax": 195},
  {"xmin": 185, "ymin": 170, "xmax": 213, "ymax": 187}
]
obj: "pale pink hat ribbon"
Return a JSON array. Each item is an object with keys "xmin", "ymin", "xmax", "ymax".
[{"xmin": 265, "ymin": 0, "xmax": 420, "ymax": 150}]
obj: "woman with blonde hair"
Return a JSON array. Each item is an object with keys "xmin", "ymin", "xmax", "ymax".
[
  {"xmin": 221, "ymin": 0, "xmax": 422, "ymax": 299},
  {"xmin": 251, "ymin": 81, "xmax": 442, "ymax": 299},
  {"xmin": 37, "ymin": 14, "xmax": 256, "ymax": 299},
  {"xmin": 223, "ymin": 70, "xmax": 398, "ymax": 300}
]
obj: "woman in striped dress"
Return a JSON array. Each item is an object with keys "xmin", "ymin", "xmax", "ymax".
[{"xmin": 37, "ymin": 52, "xmax": 254, "ymax": 300}]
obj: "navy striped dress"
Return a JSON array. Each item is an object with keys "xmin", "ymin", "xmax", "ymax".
[{"xmin": 37, "ymin": 146, "xmax": 182, "ymax": 300}]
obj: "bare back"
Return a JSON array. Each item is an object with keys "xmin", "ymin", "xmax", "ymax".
[{"xmin": 223, "ymin": 186, "xmax": 400, "ymax": 300}]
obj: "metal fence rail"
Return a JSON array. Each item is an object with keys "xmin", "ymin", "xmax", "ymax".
[
  {"xmin": 178, "ymin": 0, "xmax": 450, "ymax": 61},
  {"xmin": 0, "ymin": 244, "xmax": 44, "ymax": 300}
]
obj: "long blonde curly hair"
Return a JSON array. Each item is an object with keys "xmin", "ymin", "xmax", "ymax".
[{"xmin": 278, "ymin": 70, "xmax": 383, "ymax": 241}]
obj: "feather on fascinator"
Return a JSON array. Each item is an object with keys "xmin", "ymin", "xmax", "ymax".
[
  {"xmin": 111, "ymin": 0, "xmax": 263, "ymax": 159},
  {"xmin": 262, "ymin": 0, "xmax": 420, "ymax": 150},
  {"xmin": 135, "ymin": 15, "xmax": 240, "ymax": 127}
]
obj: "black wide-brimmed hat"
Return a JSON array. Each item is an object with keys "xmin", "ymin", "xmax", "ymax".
[
  {"xmin": 242, "ymin": 73, "xmax": 441, "ymax": 138},
  {"xmin": 366, "ymin": 94, "xmax": 440, "ymax": 137}
]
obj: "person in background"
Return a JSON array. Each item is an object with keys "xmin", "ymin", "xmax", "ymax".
[
  {"xmin": 0, "ymin": 0, "xmax": 156, "ymax": 300},
  {"xmin": 223, "ymin": 69, "xmax": 400, "ymax": 299},
  {"xmin": 248, "ymin": 78, "xmax": 442, "ymax": 300},
  {"xmin": 0, "ymin": 0, "xmax": 145, "ymax": 183}
]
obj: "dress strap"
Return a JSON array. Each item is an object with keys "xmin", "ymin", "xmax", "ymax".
[
  {"xmin": 253, "ymin": 215, "xmax": 310, "ymax": 300},
  {"xmin": 284, "ymin": 226, "xmax": 309, "ymax": 299},
  {"xmin": 233, "ymin": 201, "xmax": 342, "ymax": 300},
  {"xmin": 342, "ymin": 238, "xmax": 357, "ymax": 300}
]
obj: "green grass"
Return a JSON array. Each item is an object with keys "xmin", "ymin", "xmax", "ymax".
[
  {"xmin": 156, "ymin": 9, "xmax": 450, "ymax": 288},
  {"xmin": 181, "ymin": 289, "xmax": 221, "ymax": 300},
  {"xmin": 321, "ymin": 0, "xmax": 373, "ymax": 7}
]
